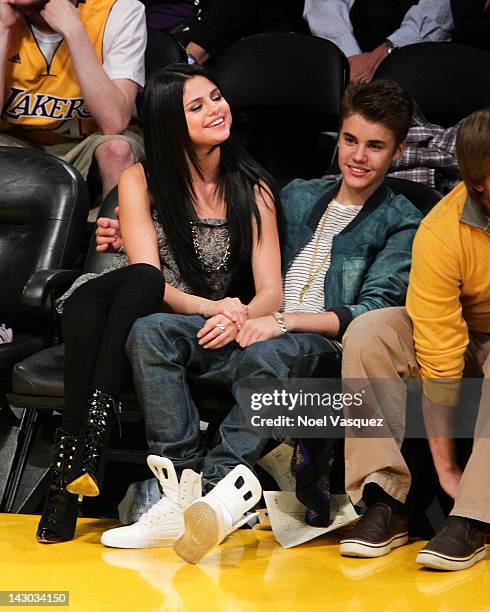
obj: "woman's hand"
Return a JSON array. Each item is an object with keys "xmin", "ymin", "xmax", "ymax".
[
  {"xmin": 200, "ymin": 297, "xmax": 249, "ymax": 329},
  {"xmin": 236, "ymin": 315, "xmax": 281, "ymax": 348},
  {"xmin": 197, "ymin": 314, "xmax": 238, "ymax": 349}
]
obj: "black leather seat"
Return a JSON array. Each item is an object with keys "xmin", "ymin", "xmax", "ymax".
[
  {"xmin": 0, "ymin": 148, "xmax": 89, "ymax": 391},
  {"xmin": 145, "ymin": 28, "xmax": 188, "ymax": 80},
  {"xmin": 374, "ymin": 42, "xmax": 490, "ymax": 127},
  {"xmin": 210, "ymin": 32, "xmax": 349, "ymax": 187},
  {"xmin": 384, "ymin": 177, "xmax": 441, "ymax": 216},
  {"xmin": 0, "ymin": 147, "xmax": 89, "ymax": 507}
]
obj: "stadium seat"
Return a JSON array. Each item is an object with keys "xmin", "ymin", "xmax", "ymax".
[
  {"xmin": 374, "ymin": 42, "xmax": 490, "ymax": 127},
  {"xmin": 210, "ymin": 32, "xmax": 349, "ymax": 187},
  {"xmin": 145, "ymin": 28, "xmax": 188, "ymax": 80},
  {"xmin": 0, "ymin": 147, "xmax": 89, "ymax": 508}
]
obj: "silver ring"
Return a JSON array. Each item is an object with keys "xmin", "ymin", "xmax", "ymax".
[{"xmin": 215, "ymin": 323, "xmax": 226, "ymax": 334}]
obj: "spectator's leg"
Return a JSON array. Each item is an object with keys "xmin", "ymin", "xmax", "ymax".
[
  {"xmin": 127, "ymin": 312, "xmax": 240, "ymax": 476},
  {"xmin": 339, "ymin": 307, "xmax": 418, "ymax": 558},
  {"xmin": 416, "ymin": 334, "xmax": 489, "ymax": 570},
  {"xmin": 451, "ymin": 334, "xmax": 490, "ymax": 524},
  {"xmin": 62, "ymin": 264, "xmax": 165, "ymax": 433},
  {"xmin": 201, "ymin": 332, "xmax": 341, "ymax": 485},
  {"xmin": 342, "ymin": 307, "xmax": 419, "ymax": 505},
  {"xmin": 38, "ymin": 264, "xmax": 164, "ymax": 541}
]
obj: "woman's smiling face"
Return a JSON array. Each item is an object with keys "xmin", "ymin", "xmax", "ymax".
[{"xmin": 183, "ymin": 76, "xmax": 232, "ymax": 149}]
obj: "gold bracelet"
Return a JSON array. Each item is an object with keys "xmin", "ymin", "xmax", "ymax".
[{"xmin": 272, "ymin": 311, "xmax": 288, "ymax": 334}]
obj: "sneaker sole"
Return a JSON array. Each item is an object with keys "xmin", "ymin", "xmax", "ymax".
[
  {"xmin": 416, "ymin": 547, "xmax": 486, "ymax": 571},
  {"xmin": 101, "ymin": 534, "xmax": 176, "ymax": 549},
  {"xmin": 340, "ymin": 532, "xmax": 409, "ymax": 558},
  {"xmin": 173, "ymin": 502, "xmax": 219, "ymax": 564}
]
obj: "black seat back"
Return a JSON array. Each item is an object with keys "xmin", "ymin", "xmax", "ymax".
[
  {"xmin": 374, "ymin": 43, "xmax": 490, "ymax": 127},
  {"xmin": 145, "ymin": 28, "xmax": 188, "ymax": 80},
  {"xmin": 210, "ymin": 33, "xmax": 349, "ymax": 186},
  {"xmin": 384, "ymin": 177, "xmax": 441, "ymax": 217},
  {"xmin": 0, "ymin": 148, "xmax": 89, "ymax": 332}
]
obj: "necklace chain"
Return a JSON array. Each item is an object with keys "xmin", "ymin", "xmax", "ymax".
[
  {"xmin": 299, "ymin": 199, "xmax": 334, "ymax": 303},
  {"xmin": 190, "ymin": 222, "xmax": 231, "ymax": 273}
]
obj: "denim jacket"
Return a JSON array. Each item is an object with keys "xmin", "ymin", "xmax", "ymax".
[{"xmin": 280, "ymin": 178, "xmax": 423, "ymax": 339}]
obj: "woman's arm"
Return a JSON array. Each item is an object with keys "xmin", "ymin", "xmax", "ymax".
[
  {"xmin": 118, "ymin": 164, "xmax": 161, "ymax": 269},
  {"xmin": 246, "ymin": 182, "xmax": 283, "ymax": 318}
]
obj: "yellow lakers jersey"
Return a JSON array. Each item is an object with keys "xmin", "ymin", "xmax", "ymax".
[{"xmin": 1, "ymin": 0, "xmax": 117, "ymax": 144}]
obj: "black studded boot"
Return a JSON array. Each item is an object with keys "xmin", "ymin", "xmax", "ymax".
[
  {"xmin": 66, "ymin": 390, "xmax": 120, "ymax": 498},
  {"xmin": 36, "ymin": 429, "xmax": 81, "ymax": 543}
]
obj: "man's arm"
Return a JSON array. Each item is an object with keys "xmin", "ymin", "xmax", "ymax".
[
  {"xmin": 40, "ymin": 0, "xmax": 144, "ymax": 134},
  {"xmin": 235, "ymin": 311, "xmax": 340, "ymax": 348},
  {"xmin": 0, "ymin": 0, "xmax": 20, "ymax": 112},
  {"xmin": 303, "ymin": 0, "xmax": 361, "ymax": 56},
  {"xmin": 349, "ymin": 0, "xmax": 454, "ymax": 83},
  {"xmin": 406, "ymin": 220, "xmax": 467, "ymax": 498},
  {"xmin": 389, "ymin": 0, "xmax": 454, "ymax": 48}
]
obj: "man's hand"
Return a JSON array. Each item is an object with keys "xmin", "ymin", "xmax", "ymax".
[
  {"xmin": 39, "ymin": 0, "xmax": 82, "ymax": 38},
  {"xmin": 235, "ymin": 315, "xmax": 281, "ymax": 348},
  {"xmin": 197, "ymin": 314, "xmax": 238, "ymax": 349},
  {"xmin": 0, "ymin": 1, "xmax": 21, "ymax": 30},
  {"xmin": 348, "ymin": 45, "xmax": 389, "ymax": 84},
  {"xmin": 96, "ymin": 206, "xmax": 122, "ymax": 253}
]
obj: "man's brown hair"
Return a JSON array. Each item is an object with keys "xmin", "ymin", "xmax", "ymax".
[
  {"xmin": 340, "ymin": 79, "xmax": 414, "ymax": 147},
  {"xmin": 456, "ymin": 108, "xmax": 490, "ymax": 206}
]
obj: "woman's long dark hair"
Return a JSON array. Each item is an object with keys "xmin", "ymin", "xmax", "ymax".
[{"xmin": 142, "ymin": 63, "xmax": 279, "ymax": 296}]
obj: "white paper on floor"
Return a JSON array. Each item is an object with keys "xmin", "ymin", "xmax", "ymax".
[{"xmin": 264, "ymin": 491, "xmax": 359, "ymax": 548}]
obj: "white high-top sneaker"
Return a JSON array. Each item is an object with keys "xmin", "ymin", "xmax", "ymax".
[
  {"xmin": 101, "ymin": 456, "xmax": 201, "ymax": 548},
  {"xmin": 173, "ymin": 464, "xmax": 262, "ymax": 564}
]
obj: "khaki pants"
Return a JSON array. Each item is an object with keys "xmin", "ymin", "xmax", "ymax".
[
  {"xmin": 0, "ymin": 127, "xmax": 144, "ymax": 178},
  {"xmin": 342, "ymin": 306, "xmax": 490, "ymax": 524}
]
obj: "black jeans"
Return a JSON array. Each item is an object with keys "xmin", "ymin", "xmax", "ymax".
[{"xmin": 62, "ymin": 264, "xmax": 165, "ymax": 433}]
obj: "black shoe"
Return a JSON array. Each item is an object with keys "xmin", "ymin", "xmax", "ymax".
[
  {"xmin": 416, "ymin": 516, "xmax": 487, "ymax": 571},
  {"xmin": 340, "ymin": 502, "xmax": 409, "ymax": 558},
  {"xmin": 36, "ymin": 430, "xmax": 80, "ymax": 544},
  {"xmin": 66, "ymin": 390, "xmax": 119, "ymax": 497}
]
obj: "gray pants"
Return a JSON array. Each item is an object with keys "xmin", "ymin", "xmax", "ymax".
[
  {"xmin": 342, "ymin": 307, "xmax": 490, "ymax": 524},
  {"xmin": 127, "ymin": 313, "xmax": 341, "ymax": 486}
]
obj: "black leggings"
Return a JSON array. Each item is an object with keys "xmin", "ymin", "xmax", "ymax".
[{"xmin": 62, "ymin": 264, "xmax": 165, "ymax": 433}]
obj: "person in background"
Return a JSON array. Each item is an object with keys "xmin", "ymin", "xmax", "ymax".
[
  {"xmin": 0, "ymin": 0, "xmax": 146, "ymax": 197},
  {"xmin": 303, "ymin": 0, "xmax": 453, "ymax": 84}
]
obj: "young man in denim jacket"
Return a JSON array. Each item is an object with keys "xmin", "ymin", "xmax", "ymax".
[{"xmin": 95, "ymin": 80, "xmax": 423, "ymax": 564}]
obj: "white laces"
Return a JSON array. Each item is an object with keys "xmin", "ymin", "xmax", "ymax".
[{"xmin": 139, "ymin": 495, "xmax": 180, "ymax": 526}]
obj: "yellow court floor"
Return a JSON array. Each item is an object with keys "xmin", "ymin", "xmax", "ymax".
[{"xmin": 1, "ymin": 514, "xmax": 489, "ymax": 612}]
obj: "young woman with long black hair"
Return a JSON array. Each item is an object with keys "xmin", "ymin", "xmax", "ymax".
[{"xmin": 37, "ymin": 63, "xmax": 282, "ymax": 544}]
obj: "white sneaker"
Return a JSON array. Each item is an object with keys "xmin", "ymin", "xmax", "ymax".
[
  {"xmin": 173, "ymin": 464, "xmax": 262, "ymax": 564},
  {"xmin": 101, "ymin": 456, "xmax": 201, "ymax": 548}
]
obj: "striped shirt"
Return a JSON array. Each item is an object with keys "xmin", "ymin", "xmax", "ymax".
[{"xmin": 283, "ymin": 200, "xmax": 361, "ymax": 313}]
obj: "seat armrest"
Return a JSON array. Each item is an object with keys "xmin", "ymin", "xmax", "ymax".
[{"xmin": 22, "ymin": 269, "xmax": 83, "ymax": 308}]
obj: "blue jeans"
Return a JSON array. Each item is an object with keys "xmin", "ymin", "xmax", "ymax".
[{"xmin": 127, "ymin": 313, "xmax": 341, "ymax": 486}]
